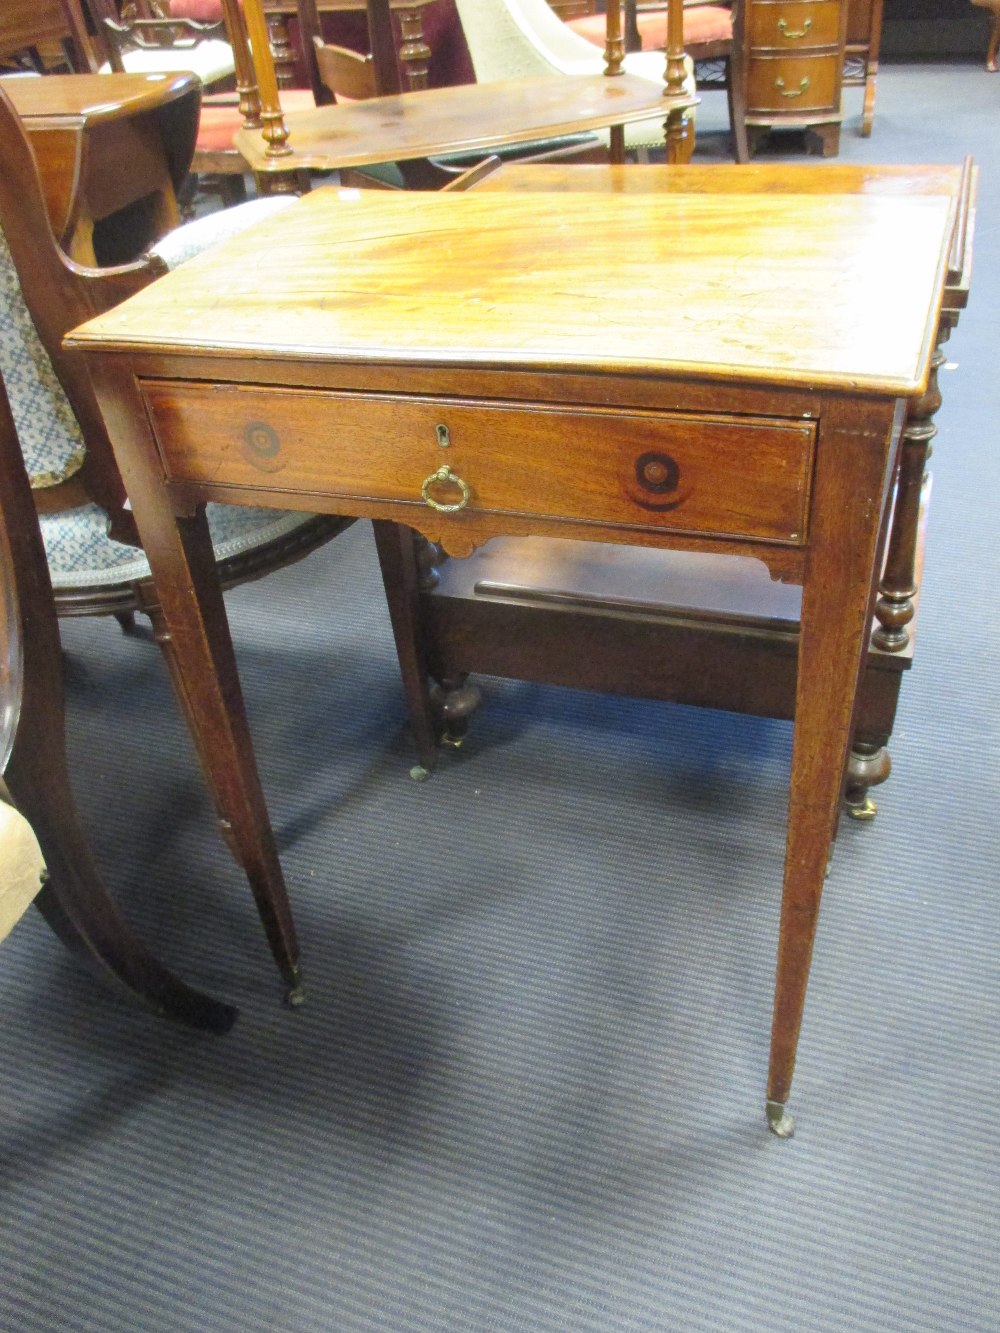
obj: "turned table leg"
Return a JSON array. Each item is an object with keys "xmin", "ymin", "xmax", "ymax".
[
  {"xmin": 873, "ymin": 339, "xmax": 944, "ymax": 653},
  {"xmin": 398, "ymin": 8, "xmax": 431, "ymax": 90}
]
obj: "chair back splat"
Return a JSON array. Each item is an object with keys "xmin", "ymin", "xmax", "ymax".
[{"xmin": 0, "ymin": 0, "xmax": 97, "ymax": 73}]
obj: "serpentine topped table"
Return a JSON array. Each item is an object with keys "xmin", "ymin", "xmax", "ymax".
[{"xmin": 66, "ymin": 174, "xmax": 958, "ymax": 1134}]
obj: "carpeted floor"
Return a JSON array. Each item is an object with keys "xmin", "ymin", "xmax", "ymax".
[{"xmin": 1, "ymin": 61, "xmax": 998, "ymax": 1333}]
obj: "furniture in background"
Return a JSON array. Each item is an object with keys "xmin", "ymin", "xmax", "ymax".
[
  {"xmin": 0, "ymin": 362, "xmax": 236, "ymax": 1032},
  {"xmin": 0, "ymin": 80, "xmax": 355, "ymax": 999},
  {"xmin": 971, "ymin": 0, "xmax": 1000, "ymax": 69},
  {"xmin": 265, "ymin": 0, "xmax": 436, "ymax": 88},
  {"xmin": 0, "ymin": 71, "xmax": 201, "ymax": 265},
  {"xmin": 451, "ymin": 0, "xmax": 696, "ymax": 159},
  {"xmin": 567, "ymin": 0, "xmax": 747, "ymax": 160},
  {"xmin": 68, "ymin": 172, "xmax": 962, "ymax": 1135},
  {"xmin": 232, "ymin": 0, "xmax": 696, "ymax": 185},
  {"xmin": 83, "ymin": 0, "xmax": 237, "ymax": 88},
  {"xmin": 738, "ymin": 0, "xmax": 848, "ymax": 155},
  {"xmin": 413, "ymin": 159, "xmax": 973, "ymax": 822},
  {"xmin": 0, "ymin": 0, "xmax": 97, "ymax": 73},
  {"xmin": 573, "ymin": 0, "xmax": 883, "ymax": 150},
  {"xmin": 546, "ymin": 0, "xmax": 597, "ymax": 16},
  {"xmin": 166, "ymin": 0, "xmax": 435, "ymax": 89},
  {"xmin": 842, "ymin": 0, "xmax": 883, "ymax": 133}
]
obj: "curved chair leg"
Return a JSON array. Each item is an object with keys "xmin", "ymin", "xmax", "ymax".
[
  {"xmin": 4, "ymin": 764, "xmax": 236, "ymax": 1033},
  {"xmin": 0, "ymin": 357, "xmax": 234, "ymax": 1031}
]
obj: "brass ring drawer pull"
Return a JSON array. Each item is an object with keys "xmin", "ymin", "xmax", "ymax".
[
  {"xmin": 776, "ymin": 76, "xmax": 810, "ymax": 97},
  {"xmin": 777, "ymin": 16, "xmax": 813, "ymax": 38},
  {"xmin": 421, "ymin": 464, "xmax": 471, "ymax": 512}
]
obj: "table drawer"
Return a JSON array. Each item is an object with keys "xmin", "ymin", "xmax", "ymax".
[
  {"xmin": 746, "ymin": 54, "xmax": 841, "ymax": 113},
  {"xmin": 747, "ymin": 1, "xmax": 841, "ymax": 50},
  {"xmin": 141, "ymin": 382, "xmax": 815, "ymax": 545}
]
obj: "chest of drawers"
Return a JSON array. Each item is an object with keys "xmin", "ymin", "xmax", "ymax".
[{"xmin": 740, "ymin": 0, "xmax": 848, "ymax": 155}]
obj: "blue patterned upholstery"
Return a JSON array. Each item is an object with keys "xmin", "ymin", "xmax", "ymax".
[
  {"xmin": 1, "ymin": 193, "xmax": 320, "ymax": 593},
  {"xmin": 0, "ymin": 227, "xmax": 86, "ymax": 490},
  {"xmin": 42, "ymin": 501, "xmax": 320, "ymax": 588}
]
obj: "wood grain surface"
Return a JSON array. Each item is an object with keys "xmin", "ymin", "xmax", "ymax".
[
  {"xmin": 233, "ymin": 72, "xmax": 683, "ymax": 172},
  {"xmin": 69, "ymin": 184, "xmax": 954, "ymax": 396}
]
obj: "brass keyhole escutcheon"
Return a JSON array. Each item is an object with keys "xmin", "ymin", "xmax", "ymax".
[
  {"xmin": 436, "ymin": 424, "xmax": 451, "ymax": 447},
  {"xmin": 421, "ymin": 464, "xmax": 471, "ymax": 513}
]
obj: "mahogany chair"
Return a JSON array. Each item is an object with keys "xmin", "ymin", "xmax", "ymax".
[
  {"xmin": 0, "ymin": 0, "xmax": 98, "ymax": 73},
  {"xmin": 566, "ymin": 0, "xmax": 749, "ymax": 160},
  {"xmin": 82, "ymin": 0, "xmax": 237, "ymax": 88},
  {"xmin": 0, "ymin": 360, "xmax": 236, "ymax": 1032},
  {"xmin": 0, "ymin": 82, "xmax": 355, "ymax": 997}
]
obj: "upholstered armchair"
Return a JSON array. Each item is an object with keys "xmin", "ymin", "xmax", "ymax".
[{"xmin": 452, "ymin": 0, "xmax": 697, "ymax": 155}]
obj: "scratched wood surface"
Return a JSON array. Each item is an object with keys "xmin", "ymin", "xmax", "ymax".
[{"xmin": 68, "ymin": 184, "xmax": 954, "ymax": 396}]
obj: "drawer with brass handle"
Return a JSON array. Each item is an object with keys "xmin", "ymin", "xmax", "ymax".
[
  {"xmin": 747, "ymin": 2, "xmax": 841, "ymax": 49},
  {"xmin": 140, "ymin": 380, "xmax": 816, "ymax": 546},
  {"xmin": 746, "ymin": 53, "xmax": 840, "ymax": 114}
]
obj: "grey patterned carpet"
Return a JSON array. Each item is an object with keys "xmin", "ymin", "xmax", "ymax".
[{"xmin": 1, "ymin": 61, "xmax": 998, "ymax": 1333}]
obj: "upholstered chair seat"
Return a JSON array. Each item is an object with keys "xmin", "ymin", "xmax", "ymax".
[
  {"xmin": 97, "ymin": 38, "xmax": 236, "ymax": 84},
  {"xmin": 567, "ymin": 6, "xmax": 733, "ymax": 51}
]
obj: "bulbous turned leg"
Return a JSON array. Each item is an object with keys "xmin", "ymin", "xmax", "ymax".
[
  {"xmin": 430, "ymin": 675, "xmax": 482, "ymax": 751},
  {"xmin": 766, "ymin": 1099, "xmax": 795, "ymax": 1138},
  {"xmin": 873, "ymin": 344, "xmax": 943, "ymax": 652},
  {"xmin": 844, "ymin": 741, "xmax": 891, "ymax": 821}
]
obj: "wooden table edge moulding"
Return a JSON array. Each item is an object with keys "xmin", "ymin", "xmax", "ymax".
[{"xmin": 65, "ymin": 173, "xmax": 966, "ymax": 1137}]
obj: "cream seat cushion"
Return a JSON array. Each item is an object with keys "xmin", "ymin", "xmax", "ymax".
[
  {"xmin": 0, "ymin": 801, "xmax": 45, "ymax": 944},
  {"xmin": 98, "ymin": 39, "xmax": 236, "ymax": 86}
]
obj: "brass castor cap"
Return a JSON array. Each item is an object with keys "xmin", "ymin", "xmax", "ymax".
[
  {"xmin": 766, "ymin": 1099, "xmax": 795, "ymax": 1138},
  {"xmin": 846, "ymin": 796, "xmax": 878, "ymax": 822}
]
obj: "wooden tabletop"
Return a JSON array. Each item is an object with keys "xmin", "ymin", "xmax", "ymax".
[
  {"xmin": 0, "ymin": 72, "xmax": 201, "ymax": 128},
  {"xmin": 473, "ymin": 161, "xmax": 968, "ymax": 198},
  {"xmin": 234, "ymin": 73, "xmax": 686, "ymax": 173},
  {"xmin": 69, "ymin": 179, "xmax": 955, "ymax": 397}
]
